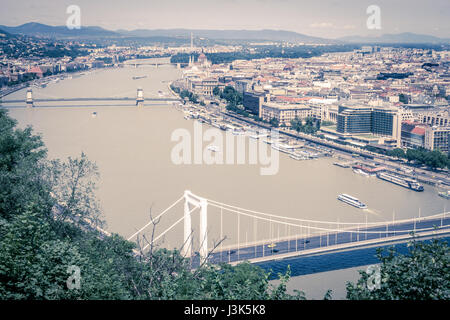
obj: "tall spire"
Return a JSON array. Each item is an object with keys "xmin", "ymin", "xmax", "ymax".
[{"xmin": 190, "ymin": 32, "xmax": 194, "ymax": 67}]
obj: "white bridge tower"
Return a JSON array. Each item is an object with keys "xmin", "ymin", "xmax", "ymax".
[
  {"xmin": 183, "ymin": 190, "xmax": 208, "ymax": 264},
  {"xmin": 136, "ymin": 87, "xmax": 144, "ymax": 107},
  {"xmin": 26, "ymin": 89, "xmax": 33, "ymax": 108}
]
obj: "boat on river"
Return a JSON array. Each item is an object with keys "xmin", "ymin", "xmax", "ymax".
[
  {"xmin": 376, "ymin": 172, "xmax": 424, "ymax": 192},
  {"xmin": 338, "ymin": 194, "xmax": 367, "ymax": 209}
]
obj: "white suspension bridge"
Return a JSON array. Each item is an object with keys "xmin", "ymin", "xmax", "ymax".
[
  {"xmin": 126, "ymin": 190, "xmax": 450, "ymax": 267},
  {"xmin": 122, "ymin": 61, "xmax": 189, "ymax": 68},
  {"xmin": 0, "ymin": 87, "xmax": 180, "ymax": 108}
]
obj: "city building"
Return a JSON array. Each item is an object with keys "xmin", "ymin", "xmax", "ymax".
[
  {"xmin": 337, "ymin": 105, "xmax": 373, "ymax": 134},
  {"xmin": 424, "ymin": 126, "xmax": 450, "ymax": 155},
  {"xmin": 336, "ymin": 104, "xmax": 402, "ymax": 146},
  {"xmin": 188, "ymin": 77, "xmax": 220, "ymax": 96},
  {"xmin": 418, "ymin": 110, "xmax": 450, "ymax": 127},
  {"xmin": 372, "ymin": 107, "xmax": 402, "ymax": 141},
  {"xmin": 243, "ymin": 91, "xmax": 266, "ymax": 116},
  {"xmin": 197, "ymin": 52, "xmax": 211, "ymax": 68},
  {"xmin": 401, "ymin": 121, "xmax": 426, "ymax": 149},
  {"xmin": 235, "ymin": 79, "xmax": 252, "ymax": 93},
  {"xmin": 28, "ymin": 66, "xmax": 43, "ymax": 78},
  {"xmin": 260, "ymin": 102, "xmax": 312, "ymax": 126}
]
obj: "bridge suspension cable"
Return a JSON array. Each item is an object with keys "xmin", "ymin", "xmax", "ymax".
[
  {"xmin": 127, "ymin": 191, "xmax": 449, "ymax": 265},
  {"xmin": 141, "ymin": 204, "xmax": 199, "ymax": 251},
  {"xmin": 127, "ymin": 195, "xmax": 184, "ymax": 241},
  {"xmin": 205, "ymin": 197, "xmax": 446, "ymax": 227},
  {"xmin": 207, "ymin": 201, "xmax": 447, "ymax": 235}
]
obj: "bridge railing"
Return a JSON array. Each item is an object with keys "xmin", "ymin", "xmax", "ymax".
[{"xmin": 203, "ymin": 214, "xmax": 450, "ymax": 266}]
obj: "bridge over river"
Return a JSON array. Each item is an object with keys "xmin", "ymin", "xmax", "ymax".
[
  {"xmin": 126, "ymin": 191, "xmax": 450, "ymax": 269},
  {"xmin": 0, "ymin": 87, "xmax": 181, "ymax": 108}
]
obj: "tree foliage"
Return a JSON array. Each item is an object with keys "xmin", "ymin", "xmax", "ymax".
[
  {"xmin": 179, "ymin": 89, "xmax": 198, "ymax": 103},
  {"xmin": 220, "ymin": 86, "xmax": 243, "ymax": 107},
  {"xmin": 0, "ymin": 108, "xmax": 304, "ymax": 300},
  {"xmin": 212, "ymin": 86, "xmax": 221, "ymax": 97},
  {"xmin": 393, "ymin": 147, "xmax": 450, "ymax": 169},
  {"xmin": 366, "ymin": 143, "xmax": 450, "ymax": 170},
  {"xmin": 46, "ymin": 153, "xmax": 102, "ymax": 230},
  {"xmin": 386, "ymin": 148, "xmax": 406, "ymax": 159},
  {"xmin": 346, "ymin": 238, "xmax": 449, "ymax": 300},
  {"xmin": 170, "ymin": 45, "xmax": 359, "ymax": 65},
  {"xmin": 405, "ymin": 148, "xmax": 449, "ymax": 169},
  {"xmin": 269, "ymin": 117, "xmax": 279, "ymax": 128},
  {"xmin": 2, "ymin": 107, "xmax": 448, "ymax": 301},
  {"xmin": 290, "ymin": 117, "xmax": 318, "ymax": 134}
]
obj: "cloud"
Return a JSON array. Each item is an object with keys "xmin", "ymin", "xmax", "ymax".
[{"xmin": 309, "ymin": 22, "xmax": 334, "ymax": 28}]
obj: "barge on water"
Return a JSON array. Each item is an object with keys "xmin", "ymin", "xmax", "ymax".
[
  {"xmin": 376, "ymin": 172, "xmax": 424, "ymax": 192},
  {"xmin": 333, "ymin": 162, "xmax": 351, "ymax": 168}
]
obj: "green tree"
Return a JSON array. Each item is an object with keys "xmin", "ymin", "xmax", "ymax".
[
  {"xmin": 290, "ymin": 117, "xmax": 317, "ymax": 134},
  {"xmin": 404, "ymin": 148, "xmax": 448, "ymax": 169},
  {"xmin": 212, "ymin": 86, "xmax": 221, "ymax": 96},
  {"xmin": 0, "ymin": 209, "xmax": 85, "ymax": 299},
  {"xmin": 170, "ymin": 85, "xmax": 181, "ymax": 94},
  {"xmin": 406, "ymin": 148, "xmax": 420, "ymax": 163},
  {"xmin": 0, "ymin": 109, "xmax": 50, "ymax": 221},
  {"xmin": 269, "ymin": 117, "xmax": 279, "ymax": 128},
  {"xmin": 46, "ymin": 153, "xmax": 102, "ymax": 231},
  {"xmin": 179, "ymin": 90, "xmax": 198, "ymax": 104},
  {"xmin": 346, "ymin": 238, "xmax": 449, "ymax": 300},
  {"xmin": 0, "ymin": 108, "xmax": 307, "ymax": 301},
  {"xmin": 399, "ymin": 93, "xmax": 409, "ymax": 104},
  {"xmin": 220, "ymin": 86, "xmax": 242, "ymax": 107},
  {"xmin": 387, "ymin": 148, "xmax": 406, "ymax": 159},
  {"xmin": 423, "ymin": 150, "xmax": 448, "ymax": 169},
  {"xmin": 290, "ymin": 118, "xmax": 302, "ymax": 132}
]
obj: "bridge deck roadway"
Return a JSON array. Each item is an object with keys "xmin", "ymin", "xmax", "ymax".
[
  {"xmin": 190, "ymin": 216, "xmax": 450, "ymax": 267},
  {"xmin": 1, "ymin": 97, "xmax": 180, "ymax": 103}
]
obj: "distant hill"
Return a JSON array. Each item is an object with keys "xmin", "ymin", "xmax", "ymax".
[
  {"xmin": 0, "ymin": 22, "xmax": 119, "ymax": 39},
  {"xmin": 0, "ymin": 23, "xmax": 334, "ymax": 43},
  {"xmin": 2, "ymin": 23, "xmax": 448, "ymax": 45},
  {"xmin": 0, "ymin": 28, "xmax": 14, "ymax": 39},
  {"xmin": 338, "ymin": 32, "xmax": 449, "ymax": 44},
  {"xmin": 116, "ymin": 28, "xmax": 334, "ymax": 43}
]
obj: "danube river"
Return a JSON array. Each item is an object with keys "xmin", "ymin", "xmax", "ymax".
[{"xmin": 2, "ymin": 58, "xmax": 448, "ymax": 298}]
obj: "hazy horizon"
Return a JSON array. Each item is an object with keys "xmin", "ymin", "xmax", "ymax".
[{"xmin": 1, "ymin": 0, "xmax": 449, "ymax": 39}]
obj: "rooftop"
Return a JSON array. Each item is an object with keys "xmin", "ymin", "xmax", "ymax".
[{"xmin": 262, "ymin": 102, "xmax": 311, "ymax": 110}]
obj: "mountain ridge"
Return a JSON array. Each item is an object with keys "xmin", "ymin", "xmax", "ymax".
[{"xmin": 0, "ymin": 23, "xmax": 448, "ymax": 44}]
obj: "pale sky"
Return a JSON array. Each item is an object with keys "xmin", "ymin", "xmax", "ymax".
[{"xmin": 1, "ymin": 0, "xmax": 449, "ymax": 39}]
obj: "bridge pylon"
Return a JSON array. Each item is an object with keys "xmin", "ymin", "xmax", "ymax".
[
  {"xmin": 26, "ymin": 89, "xmax": 33, "ymax": 108},
  {"xmin": 183, "ymin": 190, "xmax": 208, "ymax": 264},
  {"xmin": 136, "ymin": 87, "xmax": 144, "ymax": 107}
]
